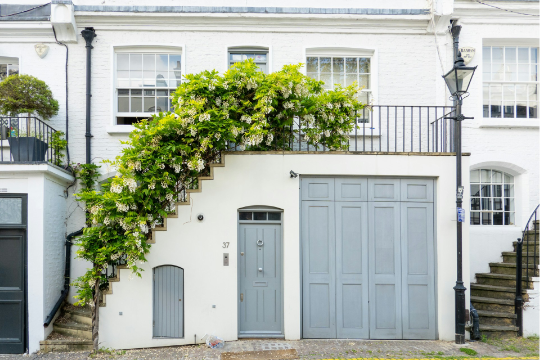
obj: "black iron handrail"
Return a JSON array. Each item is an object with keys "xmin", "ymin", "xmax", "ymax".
[
  {"xmin": 0, "ymin": 115, "xmax": 60, "ymax": 164},
  {"xmin": 229, "ymin": 105, "xmax": 456, "ymax": 153}
]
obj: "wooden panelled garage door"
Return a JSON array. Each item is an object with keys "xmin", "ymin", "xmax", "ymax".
[{"xmin": 301, "ymin": 178, "xmax": 436, "ymax": 340}]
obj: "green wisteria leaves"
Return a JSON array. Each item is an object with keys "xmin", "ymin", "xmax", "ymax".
[{"xmin": 73, "ymin": 60, "xmax": 365, "ymax": 306}]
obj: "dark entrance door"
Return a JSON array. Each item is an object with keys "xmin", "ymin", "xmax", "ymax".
[{"xmin": 0, "ymin": 195, "xmax": 27, "ymax": 354}]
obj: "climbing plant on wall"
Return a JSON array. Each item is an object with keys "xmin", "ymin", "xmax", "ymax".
[{"xmin": 73, "ymin": 60, "xmax": 365, "ymax": 350}]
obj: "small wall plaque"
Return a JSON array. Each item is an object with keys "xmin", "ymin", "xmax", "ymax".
[
  {"xmin": 35, "ymin": 44, "xmax": 49, "ymax": 59},
  {"xmin": 459, "ymin": 47, "xmax": 475, "ymax": 65}
]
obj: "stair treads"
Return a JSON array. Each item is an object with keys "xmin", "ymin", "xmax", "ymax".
[
  {"xmin": 471, "ymin": 296, "xmax": 514, "ymax": 305},
  {"xmin": 476, "ymin": 310, "xmax": 517, "ymax": 318}
]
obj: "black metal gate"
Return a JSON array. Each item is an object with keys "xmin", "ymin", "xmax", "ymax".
[{"xmin": 0, "ymin": 194, "xmax": 27, "ymax": 354}]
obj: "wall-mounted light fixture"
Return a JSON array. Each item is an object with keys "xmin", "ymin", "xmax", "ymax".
[{"xmin": 290, "ymin": 170, "xmax": 298, "ymax": 178}]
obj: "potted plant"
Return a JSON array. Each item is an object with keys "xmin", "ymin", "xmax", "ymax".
[{"xmin": 0, "ymin": 74, "xmax": 59, "ymax": 161}]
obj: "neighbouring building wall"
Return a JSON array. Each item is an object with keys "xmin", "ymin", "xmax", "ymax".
[
  {"xmin": 0, "ymin": 165, "xmax": 74, "ymax": 353},
  {"xmin": 97, "ymin": 153, "xmax": 469, "ymax": 349},
  {"xmin": 42, "ymin": 176, "xmax": 70, "ymax": 339}
]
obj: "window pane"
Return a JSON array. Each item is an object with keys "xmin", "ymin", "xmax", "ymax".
[
  {"xmin": 515, "ymin": 85, "xmax": 527, "ymax": 100},
  {"xmin": 253, "ymin": 212, "xmax": 267, "ymax": 220},
  {"xmin": 346, "ymin": 74, "xmax": 357, "ymax": 87},
  {"xmin": 169, "ymin": 55, "xmax": 181, "ymax": 71},
  {"xmin": 117, "ymin": 54, "xmax": 129, "ymax": 70},
  {"xmin": 505, "ymin": 64, "xmax": 516, "ymax": 81},
  {"xmin": 130, "ymin": 54, "xmax": 142, "ymax": 70},
  {"xmin": 268, "ymin": 212, "xmax": 281, "ymax": 220},
  {"xmin": 359, "ymin": 58, "xmax": 370, "ymax": 73},
  {"xmin": 471, "ymin": 198, "xmax": 480, "ymax": 210},
  {"xmin": 503, "ymin": 103, "xmax": 514, "ymax": 118},
  {"xmin": 532, "ymin": 65, "xmax": 538, "ymax": 81},
  {"xmin": 481, "ymin": 184, "xmax": 491, "ymax": 197},
  {"xmin": 0, "ymin": 198, "xmax": 22, "ymax": 224},
  {"xmin": 504, "ymin": 198, "xmax": 514, "ymax": 211},
  {"xmin": 505, "ymin": 47, "xmax": 516, "ymax": 63},
  {"xmin": 255, "ymin": 54, "xmax": 267, "ymax": 62},
  {"xmin": 333, "ymin": 57, "xmax": 344, "ymax": 73},
  {"xmin": 504, "ymin": 173, "xmax": 514, "ymax": 183},
  {"xmin": 503, "ymin": 85, "xmax": 514, "ymax": 101},
  {"xmin": 320, "ymin": 73, "xmax": 331, "ymax": 89},
  {"xmin": 490, "ymin": 85, "xmax": 502, "ymax": 118},
  {"xmin": 518, "ymin": 47, "xmax": 529, "ymax": 63},
  {"xmin": 320, "ymin": 57, "xmax": 331, "ymax": 73},
  {"xmin": 481, "ymin": 169, "xmax": 491, "ymax": 183},
  {"xmin": 471, "ymin": 184, "xmax": 480, "ymax": 197},
  {"xmin": 306, "ymin": 57, "xmax": 318, "ymax": 73},
  {"xmin": 346, "ymin": 58, "xmax": 357, "ymax": 73},
  {"xmin": 518, "ymin": 64, "xmax": 529, "ymax": 81},
  {"xmin": 118, "ymin": 89, "xmax": 129, "ymax": 96},
  {"xmin": 530, "ymin": 102, "xmax": 537, "ymax": 118},
  {"xmin": 471, "ymin": 212, "xmax": 480, "ymax": 225},
  {"xmin": 493, "ymin": 212, "xmax": 503, "ymax": 225},
  {"xmin": 483, "ymin": 47, "xmax": 491, "ymax": 81},
  {"xmin": 156, "ymin": 94, "xmax": 168, "ymax": 112},
  {"xmin": 130, "ymin": 78, "xmax": 142, "ymax": 88},
  {"xmin": 532, "ymin": 48, "xmax": 538, "ymax": 63},
  {"xmin": 118, "ymin": 97, "xmax": 129, "ymax": 112},
  {"xmin": 144, "ymin": 97, "xmax": 155, "ymax": 112},
  {"xmin": 333, "ymin": 72, "xmax": 344, "ymax": 87},
  {"xmin": 230, "ymin": 54, "xmax": 242, "ymax": 61},
  {"xmin": 117, "ymin": 70, "xmax": 129, "ymax": 79},
  {"xmin": 492, "ymin": 171, "xmax": 503, "ymax": 183},
  {"xmin": 481, "ymin": 198, "xmax": 492, "ymax": 210},
  {"xmin": 529, "ymin": 84, "xmax": 538, "ymax": 101},
  {"xmin": 156, "ymin": 54, "xmax": 168, "ymax": 71},
  {"xmin": 239, "ymin": 212, "xmax": 252, "ymax": 220},
  {"xmin": 504, "ymin": 184, "xmax": 514, "ymax": 197},
  {"xmin": 143, "ymin": 77, "xmax": 155, "ymax": 87},
  {"xmin": 470, "ymin": 170, "xmax": 480, "ymax": 183},
  {"xmin": 131, "ymin": 97, "xmax": 142, "ymax": 112},
  {"xmin": 482, "ymin": 212, "xmax": 492, "ymax": 225},
  {"xmin": 131, "ymin": 89, "xmax": 142, "ymax": 96},
  {"xmin": 143, "ymin": 54, "xmax": 155, "ymax": 71},
  {"xmin": 483, "ymin": 85, "xmax": 489, "ymax": 117},
  {"xmin": 504, "ymin": 212, "xmax": 515, "ymax": 225},
  {"xmin": 492, "ymin": 47, "xmax": 503, "ymax": 62},
  {"xmin": 493, "ymin": 185, "xmax": 502, "ymax": 197},
  {"xmin": 493, "ymin": 197, "xmax": 503, "ymax": 210},
  {"xmin": 492, "ymin": 63, "xmax": 504, "ymax": 81},
  {"xmin": 156, "ymin": 74, "xmax": 168, "ymax": 87},
  {"xmin": 358, "ymin": 75, "xmax": 370, "ymax": 89}
]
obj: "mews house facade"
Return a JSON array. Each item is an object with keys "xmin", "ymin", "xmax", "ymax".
[{"xmin": 0, "ymin": 0, "xmax": 538, "ymax": 354}]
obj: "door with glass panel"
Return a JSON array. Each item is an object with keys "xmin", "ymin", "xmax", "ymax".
[{"xmin": 0, "ymin": 195, "xmax": 27, "ymax": 354}]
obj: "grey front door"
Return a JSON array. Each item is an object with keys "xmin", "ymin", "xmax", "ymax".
[
  {"xmin": 153, "ymin": 265, "xmax": 184, "ymax": 338},
  {"xmin": 301, "ymin": 177, "xmax": 436, "ymax": 340},
  {"xmin": 239, "ymin": 223, "xmax": 282, "ymax": 336},
  {"xmin": 0, "ymin": 195, "xmax": 27, "ymax": 354}
]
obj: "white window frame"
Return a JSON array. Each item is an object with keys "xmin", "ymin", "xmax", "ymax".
[
  {"xmin": 304, "ymin": 47, "xmax": 378, "ymax": 131},
  {"xmin": 225, "ymin": 45, "xmax": 272, "ymax": 74},
  {"xmin": 470, "ymin": 168, "xmax": 516, "ymax": 226},
  {"xmin": 108, "ymin": 45, "xmax": 185, "ymax": 134},
  {"xmin": 480, "ymin": 39, "xmax": 539, "ymax": 128}
]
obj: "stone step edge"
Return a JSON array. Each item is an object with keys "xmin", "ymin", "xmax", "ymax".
[
  {"xmin": 54, "ymin": 322, "xmax": 91, "ymax": 331},
  {"xmin": 470, "ymin": 283, "xmax": 526, "ymax": 293},
  {"xmin": 63, "ymin": 307, "xmax": 91, "ymax": 318},
  {"xmin": 490, "ymin": 262, "xmax": 539, "ymax": 269},
  {"xmin": 470, "ymin": 296, "xmax": 514, "ymax": 305},
  {"xmin": 476, "ymin": 310, "xmax": 517, "ymax": 318},
  {"xmin": 40, "ymin": 340, "xmax": 93, "ymax": 345},
  {"xmin": 476, "ymin": 273, "xmax": 534, "ymax": 280},
  {"xmin": 102, "ymin": 160, "xmax": 226, "ymax": 307},
  {"xmin": 479, "ymin": 324, "xmax": 519, "ymax": 332}
]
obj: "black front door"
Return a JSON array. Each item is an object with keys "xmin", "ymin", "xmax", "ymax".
[{"xmin": 0, "ymin": 195, "xmax": 27, "ymax": 354}]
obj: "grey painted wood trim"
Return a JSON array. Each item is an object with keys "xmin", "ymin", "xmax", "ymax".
[
  {"xmin": 335, "ymin": 177, "xmax": 368, "ymax": 202},
  {"xmin": 368, "ymin": 178, "xmax": 401, "ymax": 202},
  {"xmin": 400, "ymin": 179, "xmax": 434, "ymax": 203},
  {"xmin": 301, "ymin": 178, "xmax": 335, "ymax": 202}
]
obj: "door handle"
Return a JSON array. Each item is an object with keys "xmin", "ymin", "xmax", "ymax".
[
  {"xmin": 258, "ymin": 268, "xmax": 263, "ymax": 272},
  {"xmin": 240, "ymin": 293, "xmax": 243, "ymax": 302}
]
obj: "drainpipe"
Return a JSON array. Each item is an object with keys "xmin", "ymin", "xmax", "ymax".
[
  {"xmin": 44, "ymin": 229, "xmax": 83, "ymax": 327},
  {"xmin": 81, "ymin": 27, "xmax": 96, "ymax": 164}
]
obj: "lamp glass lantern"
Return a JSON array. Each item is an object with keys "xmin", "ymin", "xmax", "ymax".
[{"xmin": 442, "ymin": 55, "xmax": 477, "ymax": 98}]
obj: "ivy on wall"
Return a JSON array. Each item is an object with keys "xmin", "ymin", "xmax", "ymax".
[{"xmin": 73, "ymin": 60, "xmax": 366, "ymax": 307}]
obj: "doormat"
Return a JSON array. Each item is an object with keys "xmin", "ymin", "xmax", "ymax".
[{"xmin": 220, "ymin": 349, "xmax": 298, "ymax": 360}]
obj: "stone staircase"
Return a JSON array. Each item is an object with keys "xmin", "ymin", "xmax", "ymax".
[
  {"xmin": 40, "ymin": 303, "xmax": 93, "ymax": 352},
  {"xmin": 470, "ymin": 223, "xmax": 539, "ymax": 338}
]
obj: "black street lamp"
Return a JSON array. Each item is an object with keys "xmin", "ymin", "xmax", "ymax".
[{"xmin": 442, "ymin": 24, "xmax": 477, "ymax": 345}]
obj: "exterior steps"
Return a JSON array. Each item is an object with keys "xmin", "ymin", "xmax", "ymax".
[
  {"xmin": 470, "ymin": 230, "xmax": 539, "ymax": 339},
  {"xmin": 101, "ymin": 159, "xmax": 226, "ymax": 306},
  {"xmin": 40, "ymin": 304, "xmax": 93, "ymax": 352}
]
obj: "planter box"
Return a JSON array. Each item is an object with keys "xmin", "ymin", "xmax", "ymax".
[{"xmin": 8, "ymin": 137, "xmax": 48, "ymax": 161}]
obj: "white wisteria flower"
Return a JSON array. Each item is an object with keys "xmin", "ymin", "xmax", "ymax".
[
  {"xmin": 199, "ymin": 113, "xmax": 211, "ymax": 122},
  {"xmin": 123, "ymin": 178, "xmax": 137, "ymax": 192},
  {"xmin": 115, "ymin": 202, "xmax": 129, "ymax": 212},
  {"xmin": 110, "ymin": 182, "xmax": 123, "ymax": 194}
]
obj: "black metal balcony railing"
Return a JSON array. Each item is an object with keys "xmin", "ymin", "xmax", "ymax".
[
  {"xmin": 229, "ymin": 105, "xmax": 457, "ymax": 153},
  {"xmin": 0, "ymin": 116, "xmax": 60, "ymax": 163}
]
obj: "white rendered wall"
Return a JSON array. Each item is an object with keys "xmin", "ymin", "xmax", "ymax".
[
  {"xmin": 524, "ymin": 278, "xmax": 539, "ymax": 337},
  {"xmin": 0, "ymin": 165, "xmax": 74, "ymax": 353},
  {"xmin": 98, "ymin": 153, "xmax": 469, "ymax": 349}
]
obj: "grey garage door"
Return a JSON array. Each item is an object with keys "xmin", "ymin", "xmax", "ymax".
[{"xmin": 301, "ymin": 178, "xmax": 436, "ymax": 340}]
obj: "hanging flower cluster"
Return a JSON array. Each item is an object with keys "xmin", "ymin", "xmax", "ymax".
[{"xmin": 72, "ymin": 60, "xmax": 365, "ymax": 306}]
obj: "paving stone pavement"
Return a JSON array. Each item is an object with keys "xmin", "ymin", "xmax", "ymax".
[{"xmin": 0, "ymin": 339, "xmax": 537, "ymax": 360}]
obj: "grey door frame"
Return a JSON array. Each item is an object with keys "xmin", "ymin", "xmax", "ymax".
[
  {"xmin": 0, "ymin": 194, "xmax": 28, "ymax": 354},
  {"xmin": 299, "ymin": 176, "xmax": 438, "ymax": 340},
  {"xmin": 237, "ymin": 207, "xmax": 284, "ymax": 338}
]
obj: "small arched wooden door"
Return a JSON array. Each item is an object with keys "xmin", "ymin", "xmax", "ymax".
[{"xmin": 153, "ymin": 265, "xmax": 184, "ymax": 338}]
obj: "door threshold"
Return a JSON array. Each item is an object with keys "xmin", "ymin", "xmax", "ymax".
[{"xmin": 238, "ymin": 334, "xmax": 285, "ymax": 339}]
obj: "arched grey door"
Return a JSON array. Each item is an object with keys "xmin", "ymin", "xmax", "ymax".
[{"xmin": 153, "ymin": 265, "xmax": 184, "ymax": 338}]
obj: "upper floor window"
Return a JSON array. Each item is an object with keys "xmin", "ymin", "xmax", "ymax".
[
  {"xmin": 0, "ymin": 57, "xmax": 19, "ymax": 80},
  {"xmin": 483, "ymin": 46, "xmax": 538, "ymax": 119},
  {"xmin": 470, "ymin": 169, "xmax": 515, "ymax": 226},
  {"xmin": 228, "ymin": 48, "xmax": 268, "ymax": 73},
  {"xmin": 115, "ymin": 51, "xmax": 181, "ymax": 125}
]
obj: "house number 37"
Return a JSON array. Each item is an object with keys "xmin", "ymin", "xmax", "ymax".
[{"xmin": 222, "ymin": 242, "xmax": 230, "ymax": 248}]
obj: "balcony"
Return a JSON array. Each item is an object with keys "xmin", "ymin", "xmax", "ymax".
[{"xmin": 0, "ymin": 116, "xmax": 62, "ymax": 164}]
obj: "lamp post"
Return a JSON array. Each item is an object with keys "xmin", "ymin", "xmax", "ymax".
[{"xmin": 442, "ymin": 24, "xmax": 477, "ymax": 345}]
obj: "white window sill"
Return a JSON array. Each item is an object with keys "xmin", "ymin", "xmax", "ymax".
[
  {"xmin": 479, "ymin": 119, "xmax": 539, "ymax": 128},
  {"xmin": 107, "ymin": 125, "xmax": 135, "ymax": 134}
]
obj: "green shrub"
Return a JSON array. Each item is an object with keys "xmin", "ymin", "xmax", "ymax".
[{"xmin": 0, "ymin": 74, "xmax": 59, "ymax": 119}]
